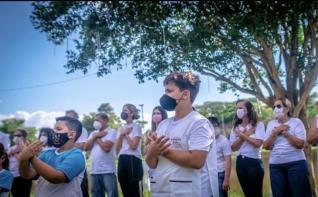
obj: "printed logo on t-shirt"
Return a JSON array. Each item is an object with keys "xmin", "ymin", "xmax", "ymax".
[{"xmin": 170, "ymin": 137, "xmax": 182, "ymax": 149}]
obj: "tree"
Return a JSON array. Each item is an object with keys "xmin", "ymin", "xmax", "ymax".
[
  {"xmin": 81, "ymin": 103, "xmax": 121, "ymax": 134},
  {"xmin": 0, "ymin": 118, "xmax": 37, "ymax": 142},
  {"xmin": 31, "ymin": 2, "xmax": 318, "ymax": 194}
]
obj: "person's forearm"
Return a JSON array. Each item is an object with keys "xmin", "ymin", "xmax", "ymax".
[
  {"xmin": 284, "ymin": 133, "xmax": 305, "ymax": 149},
  {"xmin": 84, "ymin": 137, "xmax": 95, "ymax": 151},
  {"xmin": 31, "ymin": 157, "xmax": 67, "ymax": 184},
  {"xmin": 125, "ymin": 135, "xmax": 139, "ymax": 150},
  {"xmin": 231, "ymin": 137, "xmax": 244, "ymax": 151},
  {"xmin": 19, "ymin": 158, "xmax": 36, "ymax": 179},
  {"xmin": 96, "ymin": 139, "xmax": 113, "ymax": 152},
  {"xmin": 145, "ymin": 154, "xmax": 158, "ymax": 168},
  {"xmin": 115, "ymin": 135, "xmax": 124, "ymax": 155},
  {"xmin": 240, "ymin": 134, "xmax": 263, "ymax": 148},
  {"xmin": 224, "ymin": 156, "xmax": 231, "ymax": 183},
  {"xmin": 263, "ymin": 133, "xmax": 277, "ymax": 150},
  {"xmin": 164, "ymin": 149, "xmax": 207, "ymax": 169},
  {"xmin": 308, "ymin": 127, "xmax": 318, "ymax": 144}
]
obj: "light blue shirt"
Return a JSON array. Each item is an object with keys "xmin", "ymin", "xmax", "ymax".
[
  {"xmin": 35, "ymin": 147, "xmax": 85, "ymax": 197},
  {"xmin": 38, "ymin": 147, "xmax": 85, "ymax": 182},
  {"xmin": 0, "ymin": 169, "xmax": 13, "ymax": 197}
]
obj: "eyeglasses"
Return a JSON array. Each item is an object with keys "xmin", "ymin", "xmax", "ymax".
[
  {"xmin": 13, "ymin": 134, "xmax": 23, "ymax": 137},
  {"xmin": 272, "ymin": 104, "xmax": 283, "ymax": 109}
]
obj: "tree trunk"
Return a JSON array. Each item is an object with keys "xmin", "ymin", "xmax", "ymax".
[{"xmin": 299, "ymin": 108, "xmax": 318, "ymax": 197}]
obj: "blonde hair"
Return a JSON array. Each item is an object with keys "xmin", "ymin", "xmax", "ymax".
[{"xmin": 124, "ymin": 104, "xmax": 140, "ymax": 120}]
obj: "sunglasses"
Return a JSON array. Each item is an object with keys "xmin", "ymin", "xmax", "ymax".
[
  {"xmin": 13, "ymin": 134, "xmax": 23, "ymax": 137},
  {"xmin": 272, "ymin": 104, "xmax": 283, "ymax": 109}
]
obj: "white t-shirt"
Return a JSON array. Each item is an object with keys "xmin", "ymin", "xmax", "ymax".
[
  {"xmin": 265, "ymin": 118, "xmax": 306, "ymax": 164},
  {"xmin": 118, "ymin": 123, "xmax": 142, "ymax": 159},
  {"xmin": 88, "ymin": 128, "xmax": 117, "ymax": 174},
  {"xmin": 0, "ymin": 132, "xmax": 10, "ymax": 151},
  {"xmin": 150, "ymin": 111, "xmax": 215, "ymax": 197},
  {"xmin": 76, "ymin": 127, "xmax": 88, "ymax": 144},
  {"xmin": 230, "ymin": 122, "xmax": 265, "ymax": 159},
  {"xmin": 216, "ymin": 135, "xmax": 232, "ymax": 172},
  {"xmin": 8, "ymin": 145, "xmax": 20, "ymax": 177}
]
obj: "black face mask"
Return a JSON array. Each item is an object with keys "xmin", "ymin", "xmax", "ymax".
[
  {"xmin": 121, "ymin": 112, "xmax": 128, "ymax": 120},
  {"xmin": 160, "ymin": 94, "xmax": 178, "ymax": 111},
  {"xmin": 49, "ymin": 131, "xmax": 69, "ymax": 148}
]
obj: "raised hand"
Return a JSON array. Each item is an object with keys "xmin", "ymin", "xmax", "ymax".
[{"xmin": 20, "ymin": 140, "xmax": 44, "ymax": 161}]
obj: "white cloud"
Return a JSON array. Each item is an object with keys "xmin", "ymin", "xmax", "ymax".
[{"xmin": 0, "ymin": 111, "xmax": 64, "ymax": 129}]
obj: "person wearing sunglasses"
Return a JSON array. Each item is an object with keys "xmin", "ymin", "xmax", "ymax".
[
  {"xmin": 263, "ymin": 97, "xmax": 311, "ymax": 197},
  {"xmin": 229, "ymin": 99, "xmax": 265, "ymax": 197}
]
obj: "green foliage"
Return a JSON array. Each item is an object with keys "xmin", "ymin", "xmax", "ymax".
[
  {"xmin": 31, "ymin": 2, "xmax": 318, "ymax": 115},
  {"xmin": 0, "ymin": 118, "xmax": 37, "ymax": 143},
  {"xmin": 82, "ymin": 103, "xmax": 121, "ymax": 134}
]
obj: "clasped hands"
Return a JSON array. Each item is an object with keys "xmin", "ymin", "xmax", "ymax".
[
  {"xmin": 272, "ymin": 124, "xmax": 290, "ymax": 136},
  {"xmin": 235, "ymin": 127, "xmax": 256, "ymax": 138},
  {"xmin": 146, "ymin": 134, "xmax": 171, "ymax": 158},
  {"xmin": 20, "ymin": 140, "xmax": 44, "ymax": 161}
]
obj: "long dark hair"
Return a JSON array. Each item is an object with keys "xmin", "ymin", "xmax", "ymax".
[
  {"xmin": 38, "ymin": 127, "xmax": 54, "ymax": 146},
  {"xmin": 0, "ymin": 143, "xmax": 9, "ymax": 170},
  {"xmin": 151, "ymin": 106, "xmax": 168, "ymax": 131},
  {"xmin": 233, "ymin": 99, "xmax": 259, "ymax": 128}
]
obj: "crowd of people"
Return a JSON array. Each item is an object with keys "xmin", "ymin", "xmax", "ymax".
[{"xmin": 0, "ymin": 71, "xmax": 317, "ymax": 197}]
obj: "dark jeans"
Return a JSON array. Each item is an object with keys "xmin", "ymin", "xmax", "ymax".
[
  {"xmin": 236, "ymin": 155, "xmax": 264, "ymax": 197},
  {"xmin": 118, "ymin": 154, "xmax": 143, "ymax": 197},
  {"xmin": 10, "ymin": 176, "xmax": 32, "ymax": 197},
  {"xmin": 218, "ymin": 171, "xmax": 228, "ymax": 197},
  {"xmin": 81, "ymin": 169, "xmax": 90, "ymax": 197},
  {"xmin": 269, "ymin": 160, "xmax": 312, "ymax": 197}
]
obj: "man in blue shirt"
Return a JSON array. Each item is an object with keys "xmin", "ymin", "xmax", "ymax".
[{"xmin": 19, "ymin": 116, "xmax": 86, "ymax": 197}]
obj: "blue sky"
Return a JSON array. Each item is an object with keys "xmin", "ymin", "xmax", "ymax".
[{"xmin": 0, "ymin": 2, "xmax": 248, "ymax": 129}]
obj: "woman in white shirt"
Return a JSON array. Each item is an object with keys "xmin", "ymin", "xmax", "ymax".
[
  {"xmin": 263, "ymin": 97, "xmax": 311, "ymax": 197},
  {"xmin": 230, "ymin": 99, "xmax": 265, "ymax": 197},
  {"xmin": 208, "ymin": 117, "xmax": 231, "ymax": 197},
  {"xmin": 115, "ymin": 104, "xmax": 143, "ymax": 197}
]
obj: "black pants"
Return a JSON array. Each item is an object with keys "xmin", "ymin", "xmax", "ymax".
[
  {"xmin": 118, "ymin": 154, "xmax": 143, "ymax": 197},
  {"xmin": 10, "ymin": 176, "xmax": 32, "ymax": 197},
  {"xmin": 81, "ymin": 169, "xmax": 89, "ymax": 197},
  {"xmin": 236, "ymin": 155, "xmax": 264, "ymax": 197}
]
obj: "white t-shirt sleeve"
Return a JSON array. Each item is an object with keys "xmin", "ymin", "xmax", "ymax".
[
  {"xmin": 131, "ymin": 124, "xmax": 142, "ymax": 138},
  {"xmin": 188, "ymin": 121, "xmax": 213, "ymax": 151},
  {"xmin": 76, "ymin": 127, "xmax": 88, "ymax": 143},
  {"xmin": 229, "ymin": 128, "xmax": 237, "ymax": 144},
  {"xmin": 103, "ymin": 129, "xmax": 117, "ymax": 143},
  {"xmin": 293, "ymin": 119, "xmax": 306, "ymax": 140},
  {"xmin": 254, "ymin": 122, "xmax": 266, "ymax": 140},
  {"xmin": 222, "ymin": 137, "xmax": 232, "ymax": 156},
  {"xmin": 264, "ymin": 121, "xmax": 274, "ymax": 140}
]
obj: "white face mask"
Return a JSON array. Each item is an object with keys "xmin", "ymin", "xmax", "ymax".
[
  {"xmin": 13, "ymin": 136, "xmax": 23, "ymax": 145},
  {"xmin": 273, "ymin": 107, "xmax": 284, "ymax": 119},
  {"xmin": 236, "ymin": 109, "xmax": 246, "ymax": 119},
  {"xmin": 39, "ymin": 136, "xmax": 48, "ymax": 144},
  {"xmin": 93, "ymin": 121, "xmax": 102, "ymax": 130}
]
